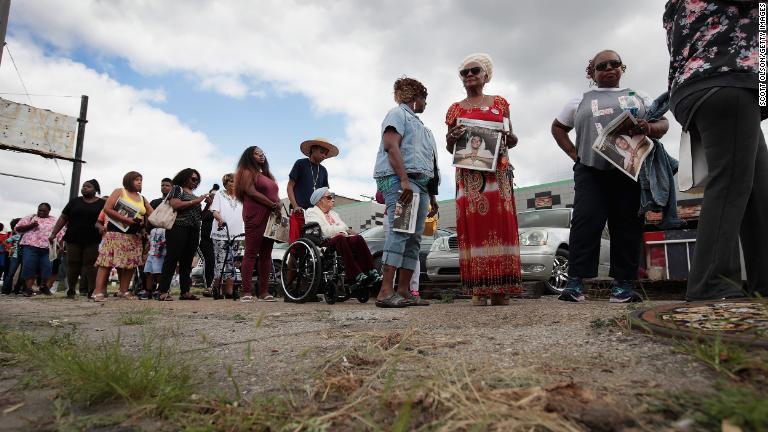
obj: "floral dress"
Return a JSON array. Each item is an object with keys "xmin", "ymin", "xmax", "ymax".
[{"xmin": 446, "ymin": 96, "xmax": 522, "ymax": 297}]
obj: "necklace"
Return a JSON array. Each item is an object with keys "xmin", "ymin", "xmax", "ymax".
[
  {"xmin": 463, "ymin": 95, "xmax": 486, "ymax": 109},
  {"xmin": 221, "ymin": 191, "xmax": 239, "ymax": 211},
  {"xmin": 310, "ymin": 161, "xmax": 320, "ymax": 190}
]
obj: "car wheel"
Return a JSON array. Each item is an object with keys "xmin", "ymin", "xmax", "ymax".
[
  {"xmin": 544, "ymin": 248, "xmax": 569, "ymax": 295},
  {"xmin": 372, "ymin": 252, "xmax": 383, "ymax": 274}
]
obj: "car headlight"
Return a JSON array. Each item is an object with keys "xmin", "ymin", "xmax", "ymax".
[
  {"xmin": 430, "ymin": 237, "xmax": 449, "ymax": 252},
  {"xmin": 520, "ymin": 230, "xmax": 548, "ymax": 246}
]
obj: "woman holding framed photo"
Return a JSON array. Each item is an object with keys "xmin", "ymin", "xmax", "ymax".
[{"xmin": 445, "ymin": 53, "xmax": 521, "ymax": 306}]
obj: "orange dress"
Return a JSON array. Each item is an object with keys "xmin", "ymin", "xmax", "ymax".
[{"xmin": 445, "ymin": 96, "xmax": 522, "ymax": 296}]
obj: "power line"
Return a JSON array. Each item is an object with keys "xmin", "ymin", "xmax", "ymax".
[
  {"xmin": 4, "ymin": 43, "xmax": 69, "ymax": 187},
  {"xmin": 0, "ymin": 92, "xmax": 78, "ymax": 98}
]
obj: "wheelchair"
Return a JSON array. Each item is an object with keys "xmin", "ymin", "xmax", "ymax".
[{"xmin": 280, "ymin": 222, "xmax": 372, "ymax": 304}]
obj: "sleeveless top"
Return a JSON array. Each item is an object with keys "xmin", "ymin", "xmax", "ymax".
[{"xmin": 107, "ymin": 189, "xmax": 146, "ymax": 233}]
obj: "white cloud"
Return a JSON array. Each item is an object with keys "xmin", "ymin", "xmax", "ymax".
[
  {"xmin": 5, "ymin": 0, "xmax": 721, "ymax": 227},
  {"xmin": 0, "ymin": 38, "xmax": 232, "ymax": 224}
]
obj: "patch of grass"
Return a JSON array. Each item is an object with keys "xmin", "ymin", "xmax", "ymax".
[
  {"xmin": 440, "ymin": 292, "xmax": 455, "ymax": 303},
  {"xmin": 174, "ymin": 330, "xmax": 583, "ymax": 431},
  {"xmin": 232, "ymin": 313, "xmax": 249, "ymax": 323},
  {"xmin": 678, "ymin": 336, "xmax": 768, "ymax": 384},
  {"xmin": 116, "ymin": 308, "xmax": 154, "ymax": 326},
  {"xmin": 648, "ymin": 383, "xmax": 768, "ymax": 432},
  {"xmin": 0, "ymin": 329, "xmax": 198, "ymax": 412},
  {"xmin": 589, "ymin": 316, "xmax": 621, "ymax": 330},
  {"xmin": 648, "ymin": 336, "xmax": 768, "ymax": 430}
]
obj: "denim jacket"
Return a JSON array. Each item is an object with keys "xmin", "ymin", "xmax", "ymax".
[
  {"xmin": 638, "ymin": 92, "xmax": 683, "ymax": 229},
  {"xmin": 373, "ymin": 104, "xmax": 437, "ymax": 180}
]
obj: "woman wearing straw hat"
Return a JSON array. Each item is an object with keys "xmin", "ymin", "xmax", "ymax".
[{"xmin": 287, "ymin": 138, "xmax": 339, "ymax": 243}]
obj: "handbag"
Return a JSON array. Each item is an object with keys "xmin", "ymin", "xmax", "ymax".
[
  {"xmin": 678, "ymin": 88, "xmax": 718, "ymax": 194},
  {"xmin": 148, "ymin": 188, "xmax": 177, "ymax": 229}
]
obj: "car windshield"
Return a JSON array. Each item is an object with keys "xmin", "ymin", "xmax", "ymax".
[{"xmin": 517, "ymin": 210, "xmax": 571, "ymax": 229}]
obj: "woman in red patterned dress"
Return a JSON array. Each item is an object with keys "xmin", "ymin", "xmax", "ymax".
[{"xmin": 445, "ymin": 53, "xmax": 522, "ymax": 306}]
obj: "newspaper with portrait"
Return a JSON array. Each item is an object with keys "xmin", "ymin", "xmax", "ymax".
[
  {"xmin": 591, "ymin": 110, "xmax": 654, "ymax": 182},
  {"xmin": 451, "ymin": 118, "xmax": 508, "ymax": 172},
  {"xmin": 392, "ymin": 191, "xmax": 420, "ymax": 234},
  {"xmin": 264, "ymin": 205, "xmax": 290, "ymax": 243},
  {"xmin": 106, "ymin": 197, "xmax": 141, "ymax": 233}
]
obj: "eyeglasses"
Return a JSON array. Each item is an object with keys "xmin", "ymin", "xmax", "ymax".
[
  {"xmin": 594, "ymin": 60, "xmax": 622, "ymax": 72},
  {"xmin": 459, "ymin": 66, "xmax": 483, "ymax": 78}
]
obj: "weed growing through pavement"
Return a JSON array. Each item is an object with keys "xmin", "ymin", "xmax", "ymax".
[
  {"xmin": 116, "ymin": 308, "xmax": 154, "ymax": 326},
  {"xmin": 647, "ymin": 335, "xmax": 768, "ymax": 431},
  {"xmin": 0, "ymin": 329, "xmax": 199, "ymax": 413},
  {"xmin": 440, "ymin": 292, "xmax": 455, "ymax": 303}
]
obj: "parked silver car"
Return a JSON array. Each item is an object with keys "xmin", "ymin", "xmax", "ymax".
[{"xmin": 426, "ymin": 208, "xmax": 610, "ymax": 294}]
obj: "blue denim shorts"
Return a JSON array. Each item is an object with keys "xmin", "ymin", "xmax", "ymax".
[
  {"xmin": 20, "ymin": 246, "xmax": 53, "ymax": 280},
  {"xmin": 144, "ymin": 255, "xmax": 165, "ymax": 274},
  {"xmin": 381, "ymin": 180, "xmax": 429, "ymax": 271}
]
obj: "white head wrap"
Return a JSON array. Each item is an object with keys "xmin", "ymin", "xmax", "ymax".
[
  {"xmin": 459, "ymin": 53, "xmax": 493, "ymax": 82},
  {"xmin": 310, "ymin": 187, "xmax": 329, "ymax": 206}
]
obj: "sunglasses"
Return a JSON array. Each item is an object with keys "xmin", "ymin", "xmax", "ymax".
[
  {"xmin": 323, "ymin": 194, "xmax": 335, "ymax": 201},
  {"xmin": 594, "ymin": 60, "xmax": 622, "ymax": 72},
  {"xmin": 459, "ymin": 66, "xmax": 483, "ymax": 78},
  {"xmin": 190, "ymin": 177, "xmax": 200, "ymax": 183}
]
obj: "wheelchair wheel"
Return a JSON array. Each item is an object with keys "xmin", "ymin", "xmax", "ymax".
[
  {"xmin": 355, "ymin": 285, "xmax": 370, "ymax": 303},
  {"xmin": 280, "ymin": 239, "xmax": 321, "ymax": 302},
  {"xmin": 325, "ymin": 282, "xmax": 337, "ymax": 305}
]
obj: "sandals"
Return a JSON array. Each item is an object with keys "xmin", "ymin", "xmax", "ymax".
[
  {"xmin": 471, "ymin": 295, "xmax": 488, "ymax": 306},
  {"xmin": 257, "ymin": 295, "xmax": 276, "ymax": 302},
  {"xmin": 375, "ymin": 293, "xmax": 410, "ymax": 308},
  {"xmin": 179, "ymin": 293, "xmax": 200, "ymax": 301},
  {"xmin": 92, "ymin": 293, "xmax": 107, "ymax": 302},
  {"xmin": 410, "ymin": 296, "xmax": 430, "ymax": 306},
  {"xmin": 115, "ymin": 292, "xmax": 135, "ymax": 300},
  {"xmin": 157, "ymin": 293, "xmax": 174, "ymax": 301},
  {"xmin": 240, "ymin": 295, "xmax": 254, "ymax": 303}
]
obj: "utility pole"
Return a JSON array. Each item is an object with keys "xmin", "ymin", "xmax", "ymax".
[
  {"xmin": 69, "ymin": 95, "xmax": 88, "ymax": 199},
  {"xmin": 0, "ymin": 0, "xmax": 10, "ymax": 66}
]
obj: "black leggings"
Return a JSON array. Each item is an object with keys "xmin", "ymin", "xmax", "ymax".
[
  {"xmin": 159, "ymin": 224, "xmax": 200, "ymax": 294},
  {"xmin": 568, "ymin": 162, "xmax": 643, "ymax": 281},
  {"xmin": 685, "ymin": 87, "xmax": 768, "ymax": 300}
]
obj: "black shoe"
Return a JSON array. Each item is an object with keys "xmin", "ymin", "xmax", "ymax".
[
  {"xmin": 66, "ymin": 290, "xmax": 76, "ymax": 299},
  {"xmin": 39, "ymin": 287, "xmax": 53, "ymax": 296},
  {"xmin": 22, "ymin": 289, "xmax": 36, "ymax": 297}
]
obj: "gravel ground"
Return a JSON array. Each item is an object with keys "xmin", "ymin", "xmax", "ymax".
[{"xmin": 0, "ymin": 293, "xmax": 717, "ymax": 430}]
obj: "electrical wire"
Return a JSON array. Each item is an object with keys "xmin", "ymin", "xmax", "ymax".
[{"xmin": 4, "ymin": 43, "xmax": 69, "ymax": 188}]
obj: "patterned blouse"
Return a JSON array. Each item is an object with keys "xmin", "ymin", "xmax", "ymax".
[
  {"xmin": 664, "ymin": 0, "xmax": 759, "ymax": 94},
  {"xmin": 171, "ymin": 185, "xmax": 202, "ymax": 227}
]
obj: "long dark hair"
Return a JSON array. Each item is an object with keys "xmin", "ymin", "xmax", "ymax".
[
  {"xmin": 234, "ymin": 146, "xmax": 274, "ymax": 202},
  {"xmin": 172, "ymin": 168, "xmax": 201, "ymax": 189}
]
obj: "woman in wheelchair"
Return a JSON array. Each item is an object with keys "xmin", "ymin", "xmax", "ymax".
[{"xmin": 304, "ymin": 187, "xmax": 383, "ymax": 287}]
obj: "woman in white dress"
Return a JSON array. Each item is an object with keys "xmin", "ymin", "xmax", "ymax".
[{"xmin": 210, "ymin": 173, "xmax": 244, "ymax": 298}]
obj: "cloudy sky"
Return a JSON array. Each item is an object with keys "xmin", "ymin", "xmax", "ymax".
[{"xmin": 0, "ymin": 0, "xmax": 687, "ymax": 226}]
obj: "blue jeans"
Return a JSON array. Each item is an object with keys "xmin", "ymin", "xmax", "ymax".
[
  {"xmin": 20, "ymin": 246, "xmax": 52, "ymax": 280},
  {"xmin": 382, "ymin": 180, "xmax": 429, "ymax": 271},
  {"xmin": 2, "ymin": 256, "xmax": 19, "ymax": 293}
]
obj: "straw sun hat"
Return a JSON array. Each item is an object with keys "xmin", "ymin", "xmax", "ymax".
[{"xmin": 299, "ymin": 138, "xmax": 339, "ymax": 158}]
